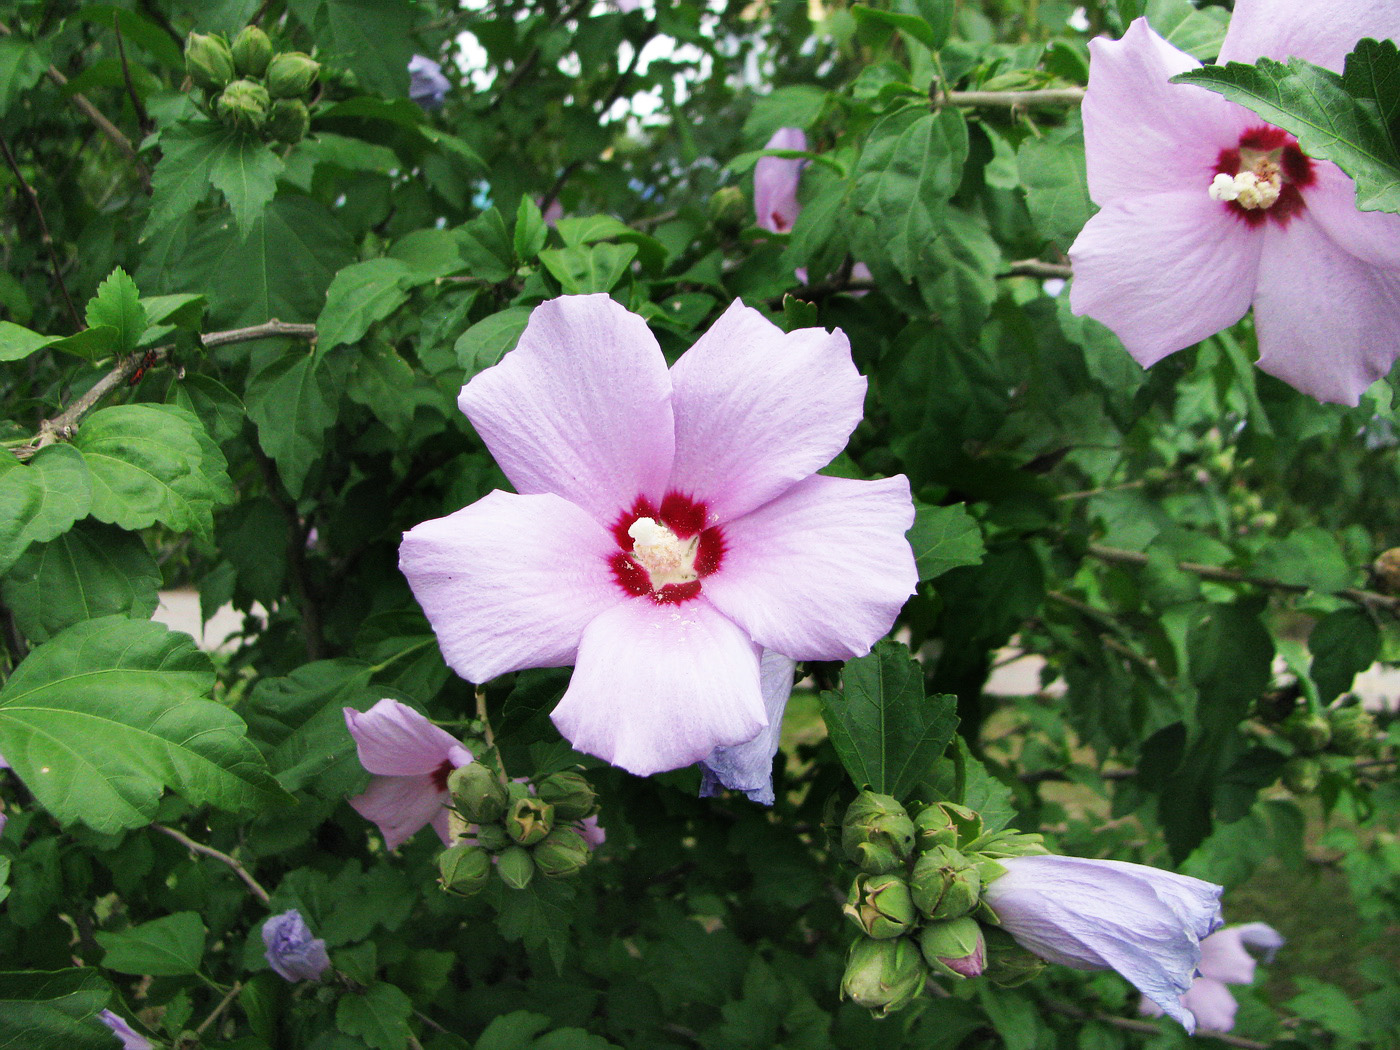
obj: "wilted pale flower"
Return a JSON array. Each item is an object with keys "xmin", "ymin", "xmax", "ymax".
[
  {"xmin": 400, "ymin": 294, "xmax": 916, "ymax": 776},
  {"xmin": 343, "ymin": 698, "xmax": 474, "ymax": 849},
  {"xmin": 97, "ymin": 1010, "xmax": 152, "ymax": 1050},
  {"xmin": 1140, "ymin": 922, "xmax": 1284, "ymax": 1033},
  {"xmin": 754, "ymin": 127, "xmax": 807, "ymax": 234},
  {"xmin": 982, "ymin": 854, "xmax": 1223, "ymax": 1032},
  {"xmin": 1069, "ymin": 2, "xmax": 1400, "ymax": 405},
  {"xmin": 262, "ymin": 909, "xmax": 331, "ymax": 982},
  {"xmin": 698, "ymin": 649, "xmax": 796, "ymax": 804},
  {"xmin": 580, "ymin": 813, "xmax": 606, "ymax": 850},
  {"xmin": 408, "ymin": 54, "xmax": 450, "ymax": 110}
]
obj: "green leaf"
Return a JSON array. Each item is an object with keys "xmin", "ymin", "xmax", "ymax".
[
  {"xmin": 454, "ymin": 306, "xmax": 533, "ymax": 378},
  {"xmin": 207, "ymin": 133, "xmax": 287, "ymax": 241},
  {"xmin": 167, "ymin": 374, "xmax": 246, "ymax": 444},
  {"xmin": 539, "ymin": 243, "xmax": 638, "ymax": 294},
  {"xmin": 851, "ymin": 5, "xmax": 937, "ymax": 51},
  {"xmin": 1017, "ymin": 119, "xmax": 1094, "ymax": 250},
  {"xmin": 0, "ymin": 321, "xmax": 60, "ymax": 362},
  {"xmin": 0, "ymin": 616, "xmax": 291, "ymax": 832},
  {"xmin": 47, "ymin": 326, "xmax": 119, "ymax": 363},
  {"xmin": 72, "ymin": 403, "xmax": 233, "ymax": 539},
  {"xmin": 317, "ymin": 258, "xmax": 418, "ymax": 351},
  {"xmin": 476, "ymin": 1012, "xmax": 551, "ymax": 1050},
  {"xmin": 514, "ymin": 196, "xmax": 548, "ymax": 262},
  {"xmin": 0, "ymin": 40, "xmax": 49, "ymax": 118},
  {"xmin": 335, "ymin": 981, "xmax": 413, "ymax": 1050},
  {"xmin": 148, "ymin": 122, "xmax": 286, "ymax": 239},
  {"xmin": 245, "ymin": 350, "xmax": 349, "ymax": 498},
  {"xmin": 95, "ymin": 912, "xmax": 206, "ymax": 977},
  {"xmin": 0, "ymin": 968, "xmax": 115, "ymax": 1050},
  {"xmin": 493, "ymin": 878, "xmax": 577, "ymax": 973},
  {"xmin": 918, "ymin": 207, "xmax": 1001, "ymax": 342},
  {"xmin": 2, "ymin": 522, "xmax": 161, "ymax": 643},
  {"xmin": 1175, "ymin": 39, "xmax": 1400, "ymax": 212},
  {"xmin": 741, "ymin": 84, "xmax": 827, "ymax": 143},
  {"xmin": 908, "ymin": 503, "xmax": 985, "ymax": 581},
  {"xmin": 1310, "ymin": 608, "xmax": 1380, "ymax": 703},
  {"xmin": 1249, "ymin": 526, "xmax": 1353, "ymax": 593},
  {"xmin": 1145, "ymin": 0, "xmax": 1228, "ymax": 60},
  {"xmin": 139, "ymin": 293, "xmax": 207, "ymax": 332},
  {"xmin": 245, "ymin": 659, "xmax": 376, "ymax": 795},
  {"xmin": 347, "ymin": 340, "xmax": 420, "ymax": 436},
  {"xmin": 819, "ymin": 640, "xmax": 959, "ymax": 800},
  {"xmin": 319, "ymin": 0, "xmax": 414, "ymax": 97},
  {"xmin": 853, "ymin": 108, "xmax": 968, "ymax": 280},
  {"xmin": 457, "ymin": 208, "xmax": 515, "ymax": 284},
  {"xmin": 0, "ymin": 445, "xmax": 93, "ymax": 575},
  {"xmin": 84, "ymin": 268, "xmax": 146, "ymax": 356}
]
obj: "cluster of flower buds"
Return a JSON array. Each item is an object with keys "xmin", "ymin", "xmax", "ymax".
[
  {"xmin": 838, "ymin": 790, "xmax": 1047, "ymax": 1016},
  {"xmin": 437, "ymin": 766, "xmax": 600, "ymax": 896},
  {"xmin": 1275, "ymin": 701, "xmax": 1381, "ymax": 794},
  {"xmin": 184, "ymin": 28, "xmax": 319, "ymax": 144}
]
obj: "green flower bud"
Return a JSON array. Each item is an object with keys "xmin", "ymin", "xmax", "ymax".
[
  {"xmin": 840, "ymin": 937, "xmax": 927, "ymax": 1017},
  {"xmin": 448, "ymin": 764, "xmax": 509, "ymax": 824},
  {"xmin": 231, "ymin": 25, "xmax": 274, "ymax": 78},
  {"xmin": 267, "ymin": 51, "xmax": 320, "ymax": 99},
  {"xmin": 967, "ymin": 828, "xmax": 1048, "ymax": 859},
  {"xmin": 841, "ymin": 791, "xmax": 915, "ymax": 874},
  {"xmin": 497, "ymin": 844, "xmax": 535, "ymax": 889},
  {"xmin": 1282, "ymin": 755, "xmax": 1322, "ymax": 794},
  {"xmin": 535, "ymin": 771, "xmax": 596, "ymax": 821},
  {"xmin": 266, "ymin": 98, "xmax": 310, "ymax": 143},
  {"xmin": 910, "ymin": 845, "xmax": 981, "ymax": 921},
  {"xmin": 474, "ymin": 823, "xmax": 510, "ymax": 852},
  {"xmin": 1279, "ymin": 710, "xmax": 1331, "ymax": 753},
  {"xmin": 980, "ymin": 926, "xmax": 1045, "ymax": 987},
  {"xmin": 844, "ymin": 873, "xmax": 918, "ymax": 940},
  {"xmin": 216, "ymin": 78, "xmax": 270, "ymax": 131},
  {"xmin": 506, "ymin": 796, "xmax": 554, "ymax": 846},
  {"xmin": 708, "ymin": 186, "xmax": 747, "ymax": 231},
  {"xmin": 438, "ymin": 843, "xmax": 491, "ymax": 897},
  {"xmin": 185, "ymin": 32, "xmax": 235, "ymax": 91},
  {"xmin": 918, "ymin": 916, "xmax": 985, "ymax": 979},
  {"xmin": 913, "ymin": 801, "xmax": 982, "ymax": 851},
  {"xmin": 533, "ymin": 827, "xmax": 591, "ymax": 878},
  {"xmin": 1328, "ymin": 705, "xmax": 1377, "ymax": 756}
]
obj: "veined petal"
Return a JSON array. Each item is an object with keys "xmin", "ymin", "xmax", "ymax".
[
  {"xmin": 459, "ymin": 294, "xmax": 675, "ymax": 525},
  {"xmin": 344, "ymin": 698, "xmax": 468, "ymax": 776},
  {"xmin": 348, "ymin": 773, "xmax": 449, "ymax": 851},
  {"xmin": 754, "ymin": 127, "xmax": 806, "ymax": 234},
  {"xmin": 1069, "ymin": 191, "xmax": 1261, "ymax": 367},
  {"xmin": 1218, "ymin": 0, "xmax": 1400, "ymax": 71},
  {"xmin": 1305, "ymin": 162, "xmax": 1400, "ymax": 271},
  {"xmin": 1253, "ymin": 215, "xmax": 1400, "ymax": 405},
  {"xmin": 1234, "ymin": 922, "xmax": 1285, "ymax": 961},
  {"xmin": 551, "ymin": 597, "xmax": 765, "ymax": 776},
  {"xmin": 702, "ymin": 475, "xmax": 916, "ymax": 661},
  {"xmin": 400, "ymin": 490, "xmax": 624, "ymax": 683},
  {"xmin": 698, "ymin": 649, "xmax": 798, "ymax": 805},
  {"xmin": 668, "ymin": 300, "xmax": 867, "ymax": 524},
  {"xmin": 1082, "ymin": 19, "xmax": 1254, "ymax": 204},
  {"xmin": 1198, "ymin": 926, "xmax": 1260, "ymax": 985},
  {"xmin": 1180, "ymin": 977, "xmax": 1241, "ymax": 1033}
]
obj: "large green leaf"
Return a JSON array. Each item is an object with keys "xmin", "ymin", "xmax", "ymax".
[
  {"xmin": 147, "ymin": 122, "xmax": 286, "ymax": 239},
  {"xmin": 819, "ymin": 640, "xmax": 959, "ymax": 800},
  {"xmin": 0, "ymin": 616, "xmax": 290, "ymax": 832},
  {"xmin": 245, "ymin": 349, "xmax": 349, "ymax": 497},
  {"xmin": 1018, "ymin": 118, "xmax": 1094, "ymax": 251},
  {"xmin": 1175, "ymin": 39, "xmax": 1400, "ymax": 213},
  {"xmin": 455, "ymin": 307, "xmax": 533, "ymax": 378},
  {"xmin": 0, "ymin": 969, "xmax": 114, "ymax": 1050},
  {"xmin": 317, "ymin": 258, "xmax": 419, "ymax": 351},
  {"xmin": 908, "ymin": 503, "xmax": 985, "ymax": 581},
  {"xmin": 0, "ymin": 40, "xmax": 47, "ymax": 118},
  {"xmin": 72, "ymin": 403, "xmax": 233, "ymax": 539},
  {"xmin": 335, "ymin": 981, "xmax": 413, "ymax": 1050},
  {"xmin": 83, "ymin": 268, "xmax": 145, "ymax": 356},
  {"xmin": 95, "ymin": 912, "xmax": 206, "ymax": 977},
  {"xmin": 538, "ymin": 243, "xmax": 638, "ymax": 294},
  {"xmin": 0, "ymin": 321, "xmax": 60, "ymax": 363},
  {"xmin": 0, "ymin": 445, "xmax": 92, "ymax": 575},
  {"xmin": 319, "ymin": 0, "xmax": 415, "ymax": 97}
]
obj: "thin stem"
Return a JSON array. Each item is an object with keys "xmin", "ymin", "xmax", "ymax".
[
  {"xmin": 1044, "ymin": 999, "xmax": 1268, "ymax": 1050},
  {"xmin": 0, "ymin": 132, "xmax": 83, "ymax": 331},
  {"xmin": 155, "ymin": 824, "xmax": 271, "ymax": 904},
  {"xmin": 370, "ymin": 637, "xmax": 435, "ymax": 675},
  {"xmin": 486, "ymin": 0, "xmax": 592, "ymax": 114},
  {"xmin": 475, "ymin": 688, "xmax": 495, "ymax": 751},
  {"xmin": 195, "ymin": 982, "xmax": 242, "ymax": 1037},
  {"xmin": 112, "ymin": 14, "xmax": 151, "ymax": 134},
  {"xmin": 1002, "ymin": 258, "xmax": 1073, "ymax": 280},
  {"xmin": 937, "ymin": 87, "xmax": 1085, "ymax": 108}
]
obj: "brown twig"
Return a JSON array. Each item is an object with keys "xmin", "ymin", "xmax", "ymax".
[
  {"xmin": 937, "ymin": 87, "xmax": 1086, "ymax": 109},
  {"xmin": 202, "ymin": 319, "xmax": 317, "ymax": 348},
  {"xmin": 1044, "ymin": 999, "xmax": 1268, "ymax": 1049},
  {"xmin": 194, "ymin": 981, "xmax": 242, "ymax": 1037},
  {"xmin": 155, "ymin": 824, "xmax": 271, "ymax": 904},
  {"xmin": 0, "ymin": 132, "xmax": 83, "ymax": 331},
  {"xmin": 486, "ymin": 0, "xmax": 592, "ymax": 114},
  {"xmin": 112, "ymin": 15, "xmax": 152, "ymax": 135},
  {"xmin": 1002, "ymin": 258, "xmax": 1073, "ymax": 280}
]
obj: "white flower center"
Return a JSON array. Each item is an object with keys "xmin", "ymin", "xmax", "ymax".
[
  {"xmin": 1209, "ymin": 151, "xmax": 1283, "ymax": 210},
  {"xmin": 627, "ymin": 517, "xmax": 699, "ymax": 588}
]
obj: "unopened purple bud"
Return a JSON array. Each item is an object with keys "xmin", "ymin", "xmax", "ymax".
[
  {"xmin": 753, "ymin": 127, "xmax": 806, "ymax": 234},
  {"xmin": 262, "ymin": 909, "xmax": 330, "ymax": 982},
  {"xmin": 408, "ymin": 54, "xmax": 451, "ymax": 110}
]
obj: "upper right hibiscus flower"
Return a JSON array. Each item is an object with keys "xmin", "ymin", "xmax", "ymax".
[{"xmin": 1068, "ymin": 0, "xmax": 1400, "ymax": 405}]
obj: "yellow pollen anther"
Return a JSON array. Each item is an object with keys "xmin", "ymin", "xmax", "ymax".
[
  {"xmin": 1209, "ymin": 154, "xmax": 1283, "ymax": 210},
  {"xmin": 627, "ymin": 517, "xmax": 700, "ymax": 588}
]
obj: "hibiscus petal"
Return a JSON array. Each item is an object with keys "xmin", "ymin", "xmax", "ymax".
[
  {"xmin": 702, "ymin": 475, "xmax": 916, "ymax": 661},
  {"xmin": 344, "ymin": 698, "xmax": 468, "ymax": 776},
  {"xmin": 348, "ymin": 774, "xmax": 449, "ymax": 851},
  {"xmin": 1069, "ymin": 191, "xmax": 1261, "ymax": 367},
  {"xmin": 1235, "ymin": 921, "xmax": 1285, "ymax": 962},
  {"xmin": 459, "ymin": 294, "xmax": 675, "ymax": 525},
  {"xmin": 667, "ymin": 300, "xmax": 867, "ymax": 523},
  {"xmin": 1082, "ymin": 19, "xmax": 1254, "ymax": 204},
  {"xmin": 400, "ymin": 490, "xmax": 624, "ymax": 683},
  {"xmin": 698, "ymin": 650, "xmax": 798, "ymax": 805},
  {"xmin": 754, "ymin": 127, "xmax": 806, "ymax": 234},
  {"xmin": 1217, "ymin": 0, "xmax": 1400, "ymax": 71},
  {"xmin": 1181, "ymin": 976, "xmax": 1241, "ymax": 1033},
  {"xmin": 1198, "ymin": 926, "xmax": 1259, "ymax": 985},
  {"xmin": 551, "ymin": 597, "xmax": 765, "ymax": 776},
  {"xmin": 1305, "ymin": 161, "xmax": 1400, "ymax": 270},
  {"xmin": 1252, "ymin": 214, "xmax": 1400, "ymax": 405}
]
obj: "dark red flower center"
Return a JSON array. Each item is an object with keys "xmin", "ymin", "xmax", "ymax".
[
  {"xmin": 1212, "ymin": 125, "xmax": 1315, "ymax": 228},
  {"xmin": 431, "ymin": 759, "xmax": 455, "ymax": 792},
  {"xmin": 609, "ymin": 492, "xmax": 725, "ymax": 605}
]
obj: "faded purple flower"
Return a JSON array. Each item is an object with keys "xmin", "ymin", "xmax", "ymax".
[
  {"xmin": 982, "ymin": 854, "xmax": 1223, "ymax": 1032},
  {"xmin": 400, "ymin": 294, "xmax": 916, "ymax": 776},
  {"xmin": 580, "ymin": 814, "xmax": 606, "ymax": 850},
  {"xmin": 262, "ymin": 909, "xmax": 331, "ymax": 982},
  {"xmin": 343, "ymin": 698, "xmax": 474, "ymax": 849},
  {"xmin": 755, "ymin": 127, "xmax": 807, "ymax": 234},
  {"xmin": 1069, "ymin": 2, "xmax": 1400, "ymax": 405},
  {"xmin": 698, "ymin": 649, "xmax": 797, "ymax": 804},
  {"xmin": 97, "ymin": 1010, "xmax": 152, "ymax": 1050},
  {"xmin": 1140, "ymin": 922, "xmax": 1285, "ymax": 1032},
  {"xmin": 408, "ymin": 54, "xmax": 451, "ymax": 110}
]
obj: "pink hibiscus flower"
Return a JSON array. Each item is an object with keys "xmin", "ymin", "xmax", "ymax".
[
  {"xmin": 755, "ymin": 127, "xmax": 808, "ymax": 234},
  {"xmin": 1069, "ymin": 0, "xmax": 1400, "ymax": 405},
  {"xmin": 344, "ymin": 698, "xmax": 474, "ymax": 849},
  {"xmin": 400, "ymin": 294, "xmax": 916, "ymax": 776}
]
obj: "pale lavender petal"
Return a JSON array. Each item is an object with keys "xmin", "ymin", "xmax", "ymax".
[
  {"xmin": 97, "ymin": 1010, "xmax": 152, "ymax": 1050},
  {"xmin": 754, "ymin": 127, "xmax": 807, "ymax": 233},
  {"xmin": 551, "ymin": 597, "xmax": 765, "ymax": 776},
  {"xmin": 1197, "ymin": 926, "xmax": 1258, "ymax": 985},
  {"xmin": 698, "ymin": 650, "xmax": 797, "ymax": 805},
  {"xmin": 0, "ymin": 811, "xmax": 6, "ymax": 838},
  {"xmin": 667, "ymin": 300, "xmax": 866, "ymax": 523},
  {"xmin": 459, "ymin": 294, "xmax": 676, "ymax": 526},
  {"xmin": 344, "ymin": 698, "xmax": 467, "ymax": 776},
  {"xmin": 348, "ymin": 773, "xmax": 449, "ymax": 850},
  {"xmin": 702, "ymin": 475, "xmax": 916, "ymax": 660},
  {"xmin": 408, "ymin": 54, "xmax": 451, "ymax": 110},
  {"xmin": 1082, "ymin": 19, "xmax": 1254, "ymax": 205},
  {"xmin": 1218, "ymin": 0, "xmax": 1400, "ymax": 71},
  {"xmin": 1069, "ymin": 191, "xmax": 1261, "ymax": 367},
  {"xmin": 262, "ymin": 909, "xmax": 331, "ymax": 982},
  {"xmin": 580, "ymin": 814, "xmax": 606, "ymax": 849},
  {"xmin": 1304, "ymin": 161, "xmax": 1400, "ymax": 270},
  {"xmin": 1181, "ymin": 976, "xmax": 1241, "ymax": 1033},
  {"xmin": 400, "ymin": 490, "xmax": 624, "ymax": 683},
  {"xmin": 1253, "ymin": 214, "xmax": 1400, "ymax": 404},
  {"xmin": 983, "ymin": 855, "xmax": 1223, "ymax": 1033},
  {"xmin": 1234, "ymin": 921, "xmax": 1285, "ymax": 962}
]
